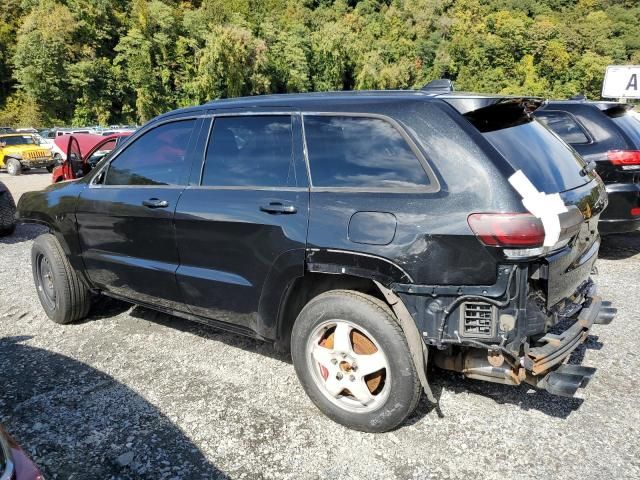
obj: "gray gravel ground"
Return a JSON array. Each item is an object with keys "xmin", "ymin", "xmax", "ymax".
[{"xmin": 1, "ymin": 173, "xmax": 639, "ymax": 479}]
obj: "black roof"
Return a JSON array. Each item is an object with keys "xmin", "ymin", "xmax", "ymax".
[{"xmin": 155, "ymin": 90, "xmax": 544, "ymax": 121}]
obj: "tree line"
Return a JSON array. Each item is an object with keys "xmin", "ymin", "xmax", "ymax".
[{"xmin": 0, "ymin": 0, "xmax": 638, "ymax": 127}]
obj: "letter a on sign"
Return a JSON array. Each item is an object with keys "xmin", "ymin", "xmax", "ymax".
[{"xmin": 602, "ymin": 66, "xmax": 640, "ymax": 98}]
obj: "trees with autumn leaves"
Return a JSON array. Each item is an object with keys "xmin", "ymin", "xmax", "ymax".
[{"xmin": 0, "ymin": 0, "xmax": 638, "ymax": 126}]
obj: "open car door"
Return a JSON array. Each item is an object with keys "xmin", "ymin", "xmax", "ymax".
[{"xmin": 62, "ymin": 135, "xmax": 85, "ymax": 180}]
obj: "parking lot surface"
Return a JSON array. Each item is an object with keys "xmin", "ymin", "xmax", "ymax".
[{"xmin": 1, "ymin": 172, "xmax": 639, "ymax": 479}]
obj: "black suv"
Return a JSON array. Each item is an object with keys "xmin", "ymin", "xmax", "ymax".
[
  {"xmin": 18, "ymin": 91, "xmax": 615, "ymax": 432},
  {"xmin": 534, "ymin": 99, "xmax": 640, "ymax": 233}
]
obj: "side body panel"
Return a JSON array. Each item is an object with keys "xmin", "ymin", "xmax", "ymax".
[
  {"xmin": 173, "ymin": 112, "xmax": 310, "ymax": 337},
  {"xmin": 304, "ymin": 100, "xmax": 521, "ymax": 287},
  {"xmin": 72, "ymin": 115, "xmax": 204, "ymax": 309},
  {"xmin": 75, "ymin": 186, "xmax": 187, "ymax": 308}
]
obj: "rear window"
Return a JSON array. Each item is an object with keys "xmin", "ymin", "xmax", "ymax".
[
  {"xmin": 610, "ymin": 113, "xmax": 640, "ymax": 147},
  {"xmin": 483, "ymin": 119, "xmax": 593, "ymax": 192},
  {"xmin": 534, "ymin": 111, "xmax": 590, "ymax": 144}
]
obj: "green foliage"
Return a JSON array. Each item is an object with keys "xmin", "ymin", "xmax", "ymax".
[{"xmin": 0, "ymin": 0, "xmax": 639, "ymax": 126}]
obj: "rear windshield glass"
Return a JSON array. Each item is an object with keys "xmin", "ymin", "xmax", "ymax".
[
  {"xmin": 534, "ymin": 111, "xmax": 590, "ymax": 144},
  {"xmin": 483, "ymin": 119, "xmax": 592, "ymax": 192},
  {"xmin": 610, "ymin": 114, "xmax": 640, "ymax": 147}
]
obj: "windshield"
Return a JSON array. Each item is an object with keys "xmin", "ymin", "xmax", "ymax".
[
  {"xmin": 0, "ymin": 135, "xmax": 35, "ymax": 146},
  {"xmin": 483, "ymin": 119, "xmax": 594, "ymax": 192}
]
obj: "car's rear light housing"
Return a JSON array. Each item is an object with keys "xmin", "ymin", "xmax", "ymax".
[
  {"xmin": 631, "ymin": 207, "xmax": 640, "ymax": 217},
  {"xmin": 467, "ymin": 213, "xmax": 545, "ymax": 248},
  {"xmin": 607, "ymin": 150, "xmax": 640, "ymax": 170}
]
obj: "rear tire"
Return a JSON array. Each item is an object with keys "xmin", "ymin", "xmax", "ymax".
[
  {"xmin": 31, "ymin": 233, "xmax": 91, "ymax": 324},
  {"xmin": 291, "ymin": 289, "xmax": 421, "ymax": 432},
  {"xmin": 6, "ymin": 158, "xmax": 21, "ymax": 176},
  {"xmin": 0, "ymin": 186, "xmax": 16, "ymax": 236}
]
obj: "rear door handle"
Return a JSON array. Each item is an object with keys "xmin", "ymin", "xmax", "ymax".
[
  {"xmin": 142, "ymin": 198, "xmax": 169, "ymax": 209},
  {"xmin": 260, "ymin": 202, "xmax": 297, "ymax": 214}
]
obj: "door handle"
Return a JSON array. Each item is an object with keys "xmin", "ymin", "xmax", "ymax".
[
  {"xmin": 260, "ymin": 202, "xmax": 297, "ymax": 214},
  {"xmin": 142, "ymin": 198, "xmax": 169, "ymax": 209}
]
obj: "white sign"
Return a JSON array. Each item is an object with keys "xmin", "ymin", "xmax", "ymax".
[{"xmin": 602, "ymin": 65, "xmax": 640, "ymax": 99}]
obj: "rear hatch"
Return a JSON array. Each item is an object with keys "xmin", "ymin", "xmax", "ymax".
[
  {"xmin": 600, "ymin": 105, "xmax": 640, "ymax": 185},
  {"xmin": 448, "ymin": 97, "xmax": 606, "ymax": 307}
]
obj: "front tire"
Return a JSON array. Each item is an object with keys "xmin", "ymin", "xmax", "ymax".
[
  {"xmin": 0, "ymin": 185, "xmax": 16, "ymax": 236},
  {"xmin": 31, "ymin": 233, "xmax": 91, "ymax": 324},
  {"xmin": 6, "ymin": 158, "xmax": 22, "ymax": 176},
  {"xmin": 291, "ymin": 290, "xmax": 421, "ymax": 432}
]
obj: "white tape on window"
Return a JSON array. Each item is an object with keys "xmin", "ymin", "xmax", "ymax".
[{"xmin": 508, "ymin": 170, "xmax": 568, "ymax": 247}]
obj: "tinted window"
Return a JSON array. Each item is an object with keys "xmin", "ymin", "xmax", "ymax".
[
  {"xmin": 484, "ymin": 120, "xmax": 594, "ymax": 192},
  {"xmin": 202, "ymin": 116, "xmax": 296, "ymax": 187},
  {"xmin": 304, "ymin": 116, "xmax": 430, "ymax": 188},
  {"xmin": 0, "ymin": 135, "xmax": 35, "ymax": 146},
  {"xmin": 611, "ymin": 114, "xmax": 640, "ymax": 147},
  {"xmin": 535, "ymin": 111, "xmax": 590, "ymax": 144},
  {"xmin": 104, "ymin": 120, "xmax": 194, "ymax": 186}
]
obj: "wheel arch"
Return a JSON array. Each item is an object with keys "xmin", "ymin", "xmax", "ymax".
[
  {"xmin": 270, "ymin": 249, "xmax": 413, "ymax": 350},
  {"xmin": 274, "ymin": 272, "xmax": 390, "ymax": 352},
  {"xmin": 17, "ymin": 186, "xmax": 92, "ymax": 287}
]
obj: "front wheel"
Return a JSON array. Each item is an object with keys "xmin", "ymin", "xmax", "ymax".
[
  {"xmin": 6, "ymin": 158, "xmax": 21, "ymax": 176},
  {"xmin": 31, "ymin": 233, "xmax": 91, "ymax": 324},
  {"xmin": 0, "ymin": 187, "xmax": 16, "ymax": 236},
  {"xmin": 291, "ymin": 290, "xmax": 421, "ymax": 432}
]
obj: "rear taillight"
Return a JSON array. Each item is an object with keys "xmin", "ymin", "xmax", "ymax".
[
  {"xmin": 607, "ymin": 150, "xmax": 640, "ymax": 166},
  {"xmin": 467, "ymin": 213, "xmax": 545, "ymax": 248},
  {"xmin": 631, "ymin": 207, "xmax": 640, "ymax": 217}
]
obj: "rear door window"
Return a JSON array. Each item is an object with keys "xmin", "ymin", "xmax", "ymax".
[
  {"xmin": 202, "ymin": 115, "xmax": 297, "ymax": 187},
  {"xmin": 482, "ymin": 119, "xmax": 593, "ymax": 192},
  {"xmin": 534, "ymin": 111, "xmax": 590, "ymax": 144}
]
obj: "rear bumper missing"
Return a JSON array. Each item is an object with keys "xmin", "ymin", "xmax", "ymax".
[
  {"xmin": 433, "ymin": 292, "xmax": 616, "ymax": 398},
  {"xmin": 525, "ymin": 295, "xmax": 612, "ymax": 375}
]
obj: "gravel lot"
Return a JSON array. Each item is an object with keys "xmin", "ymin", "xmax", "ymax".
[{"xmin": 1, "ymin": 171, "xmax": 639, "ymax": 479}]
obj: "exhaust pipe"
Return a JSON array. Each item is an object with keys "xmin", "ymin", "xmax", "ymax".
[
  {"xmin": 595, "ymin": 301, "xmax": 616, "ymax": 325},
  {"xmin": 539, "ymin": 364, "xmax": 596, "ymax": 397},
  {"xmin": 433, "ymin": 348, "xmax": 521, "ymax": 386},
  {"xmin": 434, "ymin": 349, "xmax": 597, "ymax": 397}
]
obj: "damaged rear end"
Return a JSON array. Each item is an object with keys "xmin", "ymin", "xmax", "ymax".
[{"xmin": 404, "ymin": 96, "xmax": 615, "ymax": 397}]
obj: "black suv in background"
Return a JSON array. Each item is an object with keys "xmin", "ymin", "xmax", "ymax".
[
  {"xmin": 535, "ymin": 99, "xmax": 640, "ymax": 233},
  {"xmin": 18, "ymin": 91, "xmax": 615, "ymax": 432}
]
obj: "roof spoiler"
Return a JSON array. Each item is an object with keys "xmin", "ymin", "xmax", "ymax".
[
  {"xmin": 421, "ymin": 79, "xmax": 454, "ymax": 92},
  {"xmin": 451, "ymin": 97, "xmax": 545, "ymax": 133},
  {"xmin": 601, "ymin": 103, "xmax": 634, "ymax": 118}
]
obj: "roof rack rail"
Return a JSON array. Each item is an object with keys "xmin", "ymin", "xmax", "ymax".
[
  {"xmin": 421, "ymin": 79, "xmax": 454, "ymax": 92},
  {"xmin": 568, "ymin": 94, "xmax": 587, "ymax": 101}
]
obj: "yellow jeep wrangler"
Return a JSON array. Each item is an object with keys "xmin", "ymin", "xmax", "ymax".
[{"xmin": 0, "ymin": 133, "xmax": 53, "ymax": 176}]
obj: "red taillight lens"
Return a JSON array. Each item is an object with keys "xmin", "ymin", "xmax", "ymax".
[
  {"xmin": 467, "ymin": 213, "xmax": 545, "ymax": 247},
  {"xmin": 631, "ymin": 207, "xmax": 640, "ymax": 217},
  {"xmin": 607, "ymin": 150, "xmax": 640, "ymax": 165}
]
